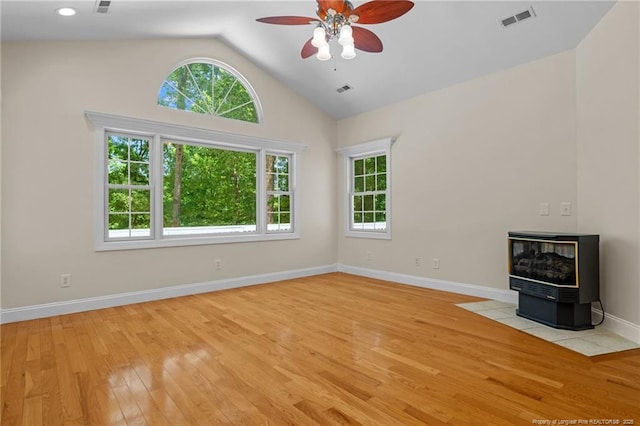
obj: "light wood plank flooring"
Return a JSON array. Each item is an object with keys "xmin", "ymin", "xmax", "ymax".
[{"xmin": 2, "ymin": 273, "xmax": 639, "ymax": 425}]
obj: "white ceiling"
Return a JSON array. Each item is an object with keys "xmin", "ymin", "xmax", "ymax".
[{"xmin": 1, "ymin": 1, "xmax": 615, "ymax": 119}]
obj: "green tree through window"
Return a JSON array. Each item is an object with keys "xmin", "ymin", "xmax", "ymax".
[{"xmin": 158, "ymin": 60, "xmax": 261, "ymax": 123}]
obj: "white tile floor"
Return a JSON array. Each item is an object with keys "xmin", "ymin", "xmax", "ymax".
[{"xmin": 456, "ymin": 300, "xmax": 640, "ymax": 356}]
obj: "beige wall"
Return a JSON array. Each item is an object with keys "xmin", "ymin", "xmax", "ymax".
[
  {"xmin": 2, "ymin": 5, "xmax": 639, "ymax": 330},
  {"xmin": 1, "ymin": 39, "xmax": 337, "ymax": 308},
  {"xmin": 576, "ymin": 1, "xmax": 640, "ymax": 326},
  {"xmin": 338, "ymin": 50, "xmax": 578, "ymax": 290}
]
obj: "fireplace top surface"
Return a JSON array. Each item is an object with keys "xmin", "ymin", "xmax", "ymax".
[{"xmin": 509, "ymin": 231, "xmax": 599, "ymax": 240}]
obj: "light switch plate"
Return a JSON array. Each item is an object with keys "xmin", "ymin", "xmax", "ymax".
[{"xmin": 539, "ymin": 203, "xmax": 550, "ymax": 216}]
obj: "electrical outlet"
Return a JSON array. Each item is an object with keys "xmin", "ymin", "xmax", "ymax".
[
  {"xmin": 60, "ymin": 274, "xmax": 71, "ymax": 288},
  {"xmin": 560, "ymin": 202, "xmax": 572, "ymax": 216},
  {"xmin": 433, "ymin": 258, "xmax": 440, "ymax": 269},
  {"xmin": 366, "ymin": 251, "xmax": 373, "ymax": 262},
  {"xmin": 415, "ymin": 257, "xmax": 421, "ymax": 266},
  {"xmin": 215, "ymin": 259, "xmax": 222, "ymax": 270}
]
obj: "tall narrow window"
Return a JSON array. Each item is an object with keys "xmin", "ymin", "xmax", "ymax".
[
  {"xmin": 266, "ymin": 154, "xmax": 292, "ymax": 232},
  {"xmin": 352, "ymin": 154, "xmax": 387, "ymax": 231},
  {"xmin": 107, "ymin": 133, "xmax": 152, "ymax": 239},
  {"xmin": 337, "ymin": 138, "xmax": 393, "ymax": 239},
  {"xmin": 158, "ymin": 60, "xmax": 262, "ymax": 124}
]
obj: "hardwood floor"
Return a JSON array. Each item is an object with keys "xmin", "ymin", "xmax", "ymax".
[{"xmin": 1, "ymin": 272, "xmax": 639, "ymax": 425}]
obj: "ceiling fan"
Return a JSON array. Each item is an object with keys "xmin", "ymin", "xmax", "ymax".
[{"xmin": 256, "ymin": 0, "xmax": 414, "ymax": 61}]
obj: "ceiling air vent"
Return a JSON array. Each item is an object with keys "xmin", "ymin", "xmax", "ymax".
[
  {"xmin": 95, "ymin": 0, "xmax": 111, "ymax": 14},
  {"xmin": 501, "ymin": 7, "xmax": 536, "ymax": 28},
  {"xmin": 336, "ymin": 84, "xmax": 352, "ymax": 94}
]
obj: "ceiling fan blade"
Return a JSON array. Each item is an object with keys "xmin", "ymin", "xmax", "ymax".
[
  {"xmin": 352, "ymin": 26, "xmax": 383, "ymax": 52},
  {"xmin": 316, "ymin": 0, "xmax": 348, "ymax": 19},
  {"xmin": 301, "ymin": 38, "xmax": 318, "ymax": 59},
  {"xmin": 256, "ymin": 16, "xmax": 319, "ymax": 25},
  {"xmin": 351, "ymin": 0, "xmax": 414, "ymax": 24}
]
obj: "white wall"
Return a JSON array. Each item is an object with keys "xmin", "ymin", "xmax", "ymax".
[
  {"xmin": 1, "ymin": 39, "xmax": 337, "ymax": 309},
  {"xmin": 337, "ymin": 51, "xmax": 578, "ymax": 290},
  {"xmin": 576, "ymin": 1, "xmax": 640, "ymax": 327}
]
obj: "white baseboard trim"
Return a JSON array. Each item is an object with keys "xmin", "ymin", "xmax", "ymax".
[
  {"xmin": 339, "ymin": 265, "xmax": 640, "ymax": 345},
  {"xmin": 0, "ymin": 264, "xmax": 339, "ymax": 324},
  {"xmin": 338, "ymin": 264, "xmax": 519, "ymax": 304},
  {"xmin": 591, "ymin": 308, "xmax": 640, "ymax": 344},
  {"xmin": 4, "ymin": 263, "xmax": 639, "ymax": 345}
]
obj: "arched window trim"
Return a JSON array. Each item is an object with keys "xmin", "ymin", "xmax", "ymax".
[{"xmin": 158, "ymin": 57, "xmax": 264, "ymax": 124}]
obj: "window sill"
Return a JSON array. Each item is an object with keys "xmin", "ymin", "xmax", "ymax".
[
  {"xmin": 95, "ymin": 232, "xmax": 300, "ymax": 251},
  {"xmin": 344, "ymin": 230, "xmax": 391, "ymax": 240}
]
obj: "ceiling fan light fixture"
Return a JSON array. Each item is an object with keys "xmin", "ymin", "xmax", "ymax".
[
  {"xmin": 256, "ymin": 0, "xmax": 414, "ymax": 61},
  {"xmin": 317, "ymin": 44, "xmax": 332, "ymax": 61}
]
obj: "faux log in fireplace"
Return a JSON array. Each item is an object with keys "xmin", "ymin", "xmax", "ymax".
[{"xmin": 508, "ymin": 231, "xmax": 599, "ymax": 330}]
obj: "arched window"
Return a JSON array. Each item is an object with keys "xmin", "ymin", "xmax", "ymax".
[{"xmin": 158, "ymin": 59, "xmax": 262, "ymax": 124}]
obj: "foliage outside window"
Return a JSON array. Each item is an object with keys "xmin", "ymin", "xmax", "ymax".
[
  {"xmin": 87, "ymin": 112, "xmax": 304, "ymax": 250},
  {"xmin": 162, "ymin": 141, "xmax": 257, "ymax": 236},
  {"xmin": 337, "ymin": 138, "xmax": 393, "ymax": 239},
  {"xmin": 158, "ymin": 60, "xmax": 262, "ymax": 124}
]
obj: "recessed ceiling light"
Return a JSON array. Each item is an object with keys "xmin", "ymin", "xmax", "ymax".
[{"xmin": 56, "ymin": 7, "xmax": 77, "ymax": 17}]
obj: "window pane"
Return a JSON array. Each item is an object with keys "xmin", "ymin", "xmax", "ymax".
[
  {"xmin": 375, "ymin": 194, "xmax": 386, "ymax": 211},
  {"xmin": 280, "ymin": 195, "xmax": 290, "ymax": 211},
  {"xmin": 376, "ymin": 173, "xmax": 387, "ymax": 191},
  {"xmin": 130, "ymin": 139, "xmax": 149, "ymax": 162},
  {"xmin": 364, "ymin": 212, "xmax": 374, "ymax": 223},
  {"xmin": 130, "ymin": 163, "xmax": 149, "ymax": 186},
  {"xmin": 163, "ymin": 141, "xmax": 257, "ymax": 235},
  {"xmin": 363, "ymin": 195, "xmax": 374, "ymax": 211},
  {"xmin": 108, "ymin": 161, "xmax": 127, "ymax": 185},
  {"xmin": 108, "ymin": 136, "xmax": 129, "ymax": 160},
  {"xmin": 353, "ymin": 212, "xmax": 363, "ymax": 223},
  {"xmin": 131, "ymin": 214, "xmax": 151, "ymax": 232},
  {"xmin": 130, "ymin": 190, "xmax": 151, "ymax": 212},
  {"xmin": 375, "ymin": 212, "xmax": 386, "ymax": 223},
  {"xmin": 354, "ymin": 159, "xmax": 364, "ymax": 176},
  {"xmin": 365, "ymin": 157, "xmax": 376, "ymax": 174},
  {"xmin": 365, "ymin": 175, "xmax": 375, "ymax": 191},
  {"xmin": 354, "ymin": 176, "xmax": 365, "ymax": 192},
  {"xmin": 109, "ymin": 214, "xmax": 129, "ymax": 231},
  {"xmin": 108, "ymin": 189, "xmax": 129, "ymax": 213},
  {"xmin": 353, "ymin": 195, "xmax": 363, "ymax": 211},
  {"xmin": 376, "ymin": 155, "xmax": 386, "ymax": 173}
]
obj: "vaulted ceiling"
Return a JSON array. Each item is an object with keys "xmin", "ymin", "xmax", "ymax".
[{"xmin": 1, "ymin": 1, "xmax": 615, "ymax": 119}]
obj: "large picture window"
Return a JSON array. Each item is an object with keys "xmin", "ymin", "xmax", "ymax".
[
  {"xmin": 87, "ymin": 112, "xmax": 304, "ymax": 250},
  {"xmin": 337, "ymin": 138, "xmax": 393, "ymax": 239}
]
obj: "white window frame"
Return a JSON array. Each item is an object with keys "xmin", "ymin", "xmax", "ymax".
[
  {"xmin": 337, "ymin": 137, "xmax": 393, "ymax": 240},
  {"xmin": 86, "ymin": 111, "xmax": 305, "ymax": 251}
]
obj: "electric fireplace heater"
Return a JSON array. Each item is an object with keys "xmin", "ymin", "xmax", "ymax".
[{"xmin": 508, "ymin": 231, "xmax": 599, "ymax": 330}]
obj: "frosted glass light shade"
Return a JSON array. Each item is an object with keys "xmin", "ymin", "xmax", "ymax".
[
  {"xmin": 341, "ymin": 43, "xmax": 356, "ymax": 60},
  {"xmin": 317, "ymin": 44, "xmax": 331, "ymax": 61},
  {"xmin": 311, "ymin": 27, "xmax": 327, "ymax": 48},
  {"xmin": 338, "ymin": 25, "xmax": 353, "ymax": 46}
]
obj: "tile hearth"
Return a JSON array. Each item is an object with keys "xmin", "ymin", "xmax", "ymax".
[{"xmin": 456, "ymin": 300, "xmax": 639, "ymax": 356}]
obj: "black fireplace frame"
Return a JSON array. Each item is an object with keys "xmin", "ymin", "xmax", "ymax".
[{"xmin": 508, "ymin": 231, "xmax": 599, "ymax": 330}]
